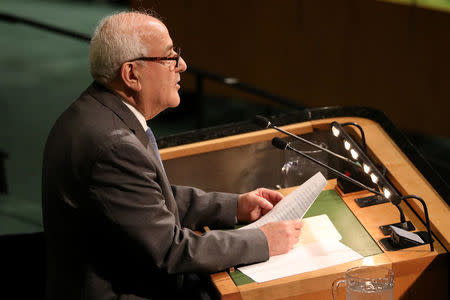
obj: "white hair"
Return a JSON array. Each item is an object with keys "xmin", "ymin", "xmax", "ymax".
[{"xmin": 89, "ymin": 11, "xmax": 160, "ymax": 84}]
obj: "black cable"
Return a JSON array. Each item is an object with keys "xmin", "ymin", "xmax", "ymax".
[
  {"xmin": 401, "ymin": 194, "xmax": 433, "ymax": 251},
  {"xmin": 394, "ymin": 204, "xmax": 406, "ymax": 224},
  {"xmin": 341, "ymin": 122, "xmax": 367, "ymax": 152}
]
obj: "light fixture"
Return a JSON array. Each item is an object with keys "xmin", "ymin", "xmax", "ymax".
[
  {"xmin": 327, "ymin": 121, "xmax": 433, "ymax": 251},
  {"xmin": 344, "ymin": 140, "xmax": 351, "ymax": 150},
  {"xmin": 272, "ymin": 120, "xmax": 433, "ymax": 251},
  {"xmin": 370, "ymin": 173, "xmax": 378, "ymax": 184},
  {"xmin": 266, "ymin": 119, "xmax": 433, "ymax": 251},
  {"xmin": 332, "ymin": 126, "xmax": 340, "ymax": 137},
  {"xmin": 350, "ymin": 149, "xmax": 359, "ymax": 160}
]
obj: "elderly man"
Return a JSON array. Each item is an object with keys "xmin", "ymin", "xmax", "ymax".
[{"xmin": 42, "ymin": 11, "xmax": 302, "ymax": 300}]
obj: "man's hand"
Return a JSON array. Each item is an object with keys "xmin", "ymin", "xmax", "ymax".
[
  {"xmin": 259, "ymin": 220, "xmax": 303, "ymax": 256},
  {"xmin": 237, "ymin": 188, "xmax": 284, "ymax": 223}
]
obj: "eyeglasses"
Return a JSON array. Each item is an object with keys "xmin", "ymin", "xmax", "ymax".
[{"xmin": 128, "ymin": 47, "xmax": 181, "ymax": 68}]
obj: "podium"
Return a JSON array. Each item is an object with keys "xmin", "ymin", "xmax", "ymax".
[{"xmin": 159, "ymin": 107, "xmax": 449, "ymax": 300}]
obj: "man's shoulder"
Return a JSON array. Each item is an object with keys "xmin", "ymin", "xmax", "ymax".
[
  {"xmin": 55, "ymin": 88, "xmax": 113, "ymax": 134},
  {"xmin": 68, "ymin": 81, "xmax": 117, "ymax": 119},
  {"xmin": 48, "ymin": 83, "xmax": 136, "ymax": 151}
]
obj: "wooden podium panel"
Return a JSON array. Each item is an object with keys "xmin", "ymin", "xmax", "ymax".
[{"xmin": 160, "ymin": 116, "xmax": 449, "ymax": 300}]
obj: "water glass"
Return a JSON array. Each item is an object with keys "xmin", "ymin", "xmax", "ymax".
[{"xmin": 332, "ymin": 266, "xmax": 394, "ymax": 300}]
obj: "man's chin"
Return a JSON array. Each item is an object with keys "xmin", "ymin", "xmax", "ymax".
[{"xmin": 169, "ymin": 96, "xmax": 181, "ymax": 108}]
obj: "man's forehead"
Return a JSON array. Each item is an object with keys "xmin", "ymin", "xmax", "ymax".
[
  {"xmin": 139, "ymin": 18, "xmax": 173, "ymax": 51},
  {"xmin": 143, "ymin": 17, "xmax": 167, "ymax": 33}
]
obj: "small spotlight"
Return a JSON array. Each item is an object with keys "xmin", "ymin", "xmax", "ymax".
[
  {"xmin": 344, "ymin": 140, "xmax": 351, "ymax": 150},
  {"xmin": 370, "ymin": 173, "xmax": 378, "ymax": 183},
  {"xmin": 332, "ymin": 126, "xmax": 340, "ymax": 137},
  {"xmin": 350, "ymin": 149, "xmax": 359, "ymax": 160},
  {"xmin": 363, "ymin": 163, "xmax": 371, "ymax": 174},
  {"xmin": 383, "ymin": 187, "xmax": 391, "ymax": 199}
]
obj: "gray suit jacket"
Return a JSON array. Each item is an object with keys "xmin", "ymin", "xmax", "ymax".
[{"xmin": 42, "ymin": 82, "xmax": 269, "ymax": 300}]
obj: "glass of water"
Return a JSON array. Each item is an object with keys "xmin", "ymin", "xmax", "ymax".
[{"xmin": 332, "ymin": 266, "xmax": 394, "ymax": 300}]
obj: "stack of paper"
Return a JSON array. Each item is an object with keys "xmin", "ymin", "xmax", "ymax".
[
  {"xmin": 237, "ymin": 172, "xmax": 363, "ymax": 283},
  {"xmin": 239, "ymin": 172, "xmax": 327, "ymax": 230},
  {"xmin": 238, "ymin": 214, "xmax": 363, "ymax": 282}
]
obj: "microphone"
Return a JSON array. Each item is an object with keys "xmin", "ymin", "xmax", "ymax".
[
  {"xmin": 254, "ymin": 115, "xmax": 273, "ymax": 128},
  {"xmin": 271, "ymin": 136, "xmax": 289, "ymax": 149},
  {"xmin": 255, "ymin": 115, "xmax": 361, "ymax": 168},
  {"xmin": 271, "ymin": 137, "xmax": 382, "ymax": 196}
]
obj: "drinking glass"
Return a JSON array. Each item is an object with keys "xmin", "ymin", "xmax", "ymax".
[{"xmin": 332, "ymin": 266, "xmax": 394, "ymax": 300}]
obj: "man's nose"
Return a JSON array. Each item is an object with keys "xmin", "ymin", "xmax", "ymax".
[{"xmin": 176, "ymin": 56, "xmax": 187, "ymax": 73}]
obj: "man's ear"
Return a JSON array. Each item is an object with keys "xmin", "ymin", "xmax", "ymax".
[{"xmin": 120, "ymin": 62, "xmax": 141, "ymax": 92}]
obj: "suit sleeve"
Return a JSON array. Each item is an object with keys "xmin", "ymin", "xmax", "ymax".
[
  {"xmin": 88, "ymin": 140, "xmax": 269, "ymax": 274},
  {"xmin": 171, "ymin": 184, "xmax": 238, "ymax": 230}
]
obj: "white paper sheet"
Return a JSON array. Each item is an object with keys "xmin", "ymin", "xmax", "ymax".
[
  {"xmin": 390, "ymin": 225, "xmax": 424, "ymax": 244},
  {"xmin": 237, "ymin": 239, "xmax": 363, "ymax": 283},
  {"xmin": 239, "ymin": 172, "xmax": 327, "ymax": 230},
  {"xmin": 236, "ymin": 181, "xmax": 364, "ymax": 284},
  {"xmin": 294, "ymin": 214, "xmax": 342, "ymax": 247}
]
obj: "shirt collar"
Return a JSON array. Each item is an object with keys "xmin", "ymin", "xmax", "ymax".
[{"xmin": 122, "ymin": 101, "xmax": 148, "ymax": 132}]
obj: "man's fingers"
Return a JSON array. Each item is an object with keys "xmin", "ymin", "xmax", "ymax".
[
  {"xmin": 256, "ymin": 195, "xmax": 274, "ymax": 210},
  {"xmin": 257, "ymin": 188, "xmax": 284, "ymax": 204},
  {"xmin": 260, "ymin": 220, "xmax": 304, "ymax": 256},
  {"xmin": 293, "ymin": 220, "xmax": 304, "ymax": 229},
  {"xmin": 286, "ymin": 219, "xmax": 303, "ymax": 231}
]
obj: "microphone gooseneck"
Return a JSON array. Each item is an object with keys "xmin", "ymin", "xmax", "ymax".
[
  {"xmin": 255, "ymin": 115, "xmax": 361, "ymax": 168},
  {"xmin": 272, "ymin": 137, "xmax": 382, "ymax": 196}
]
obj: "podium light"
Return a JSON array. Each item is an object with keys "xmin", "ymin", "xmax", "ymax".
[
  {"xmin": 363, "ymin": 163, "xmax": 371, "ymax": 174},
  {"xmin": 344, "ymin": 140, "xmax": 351, "ymax": 150},
  {"xmin": 328, "ymin": 121, "xmax": 433, "ymax": 252},
  {"xmin": 370, "ymin": 173, "xmax": 379, "ymax": 184},
  {"xmin": 332, "ymin": 126, "xmax": 340, "ymax": 137},
  {"xmin": 350, "ymin": 149, "xmax": 359, "ymax": 160}
]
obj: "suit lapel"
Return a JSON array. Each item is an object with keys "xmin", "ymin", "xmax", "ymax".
[
  {"xmin": 86, "ymin": 82, "xmax": 149, "ymax": 148},
  {"xmin": 86, "ymin": 83, "xmax": 179, "ymax": 223},
  {"xmin": 86, "ymin": 82, "xmax": 168, "ymax": 178}
]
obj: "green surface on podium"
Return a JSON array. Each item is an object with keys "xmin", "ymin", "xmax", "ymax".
[{"xmin": 230, "ymin": 189, "xmax": 382, "ymax": 286}]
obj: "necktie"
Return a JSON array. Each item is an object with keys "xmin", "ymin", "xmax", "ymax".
[{"xmin": 145, "ymin": 127, "xmax": 164, "ymax": 168}]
